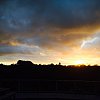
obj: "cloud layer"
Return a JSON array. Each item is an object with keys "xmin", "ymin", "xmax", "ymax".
[{"xmin": 0, "ymin": 0, "xmax": 100, "ymax": 64}]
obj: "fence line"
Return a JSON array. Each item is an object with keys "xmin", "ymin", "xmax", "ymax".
[{"xmin": 0, "ymin": 79, "xmax": 100, "ymax": 94}]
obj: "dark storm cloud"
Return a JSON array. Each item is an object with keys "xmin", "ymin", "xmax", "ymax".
[
  {"xmin": 0, "ymin": 0, "xmax": 100, "ymax": 55},
  {"xmin": 0, "ymin": 0, "xmax": 100, "ymax": 32},
  {"xmin": 0, "ymin": 44, "xmax": 41, "ymax": 56}
]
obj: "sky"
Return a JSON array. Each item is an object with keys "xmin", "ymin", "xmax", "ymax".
[{"xmin": 0, "ymin": 0, "xmax": 100, "ymax": 65}]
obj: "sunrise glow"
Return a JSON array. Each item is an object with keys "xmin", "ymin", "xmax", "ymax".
[
  {"xmin": 0, "ymin": 0, "xmax": 100, "ymax": 65},
  {"xmin": 74, "ymin": 60, "xmax": 86, "ymax": 65}
]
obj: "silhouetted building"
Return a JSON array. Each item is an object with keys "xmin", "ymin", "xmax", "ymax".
[{"xmin": 17, "ymin": 60, "xmax": 33, "ymax": 66}]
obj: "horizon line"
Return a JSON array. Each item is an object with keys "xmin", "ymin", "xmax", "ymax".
[{"xmin": 0, "ymin": 60, "xmax": 99, "ymax": 66}]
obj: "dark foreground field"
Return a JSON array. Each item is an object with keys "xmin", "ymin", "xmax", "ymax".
[
  {"xmin": 0, "ymin": 60, "xmax": 100, "ymax": 80},
  {"xmin": 0, "ymin": 60, "xmax": 100, "ymax": 100},
  {"xmin": 1, "ymin": 79, "xmax": 100, "ymax": 100}
]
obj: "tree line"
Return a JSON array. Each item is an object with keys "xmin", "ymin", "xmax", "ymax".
[{"xmin": 0, "ymin": 60, "xmax": 100, "ymax": 80}]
